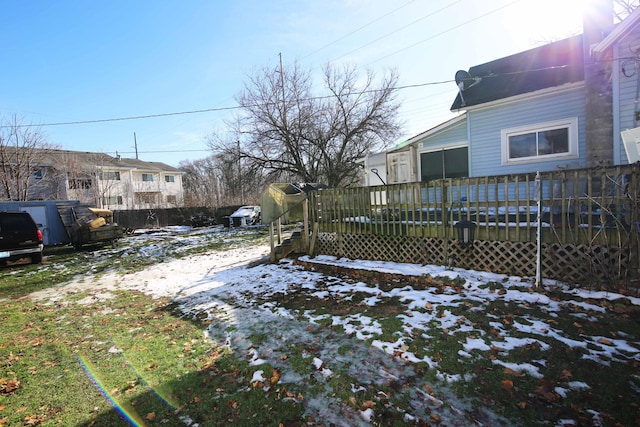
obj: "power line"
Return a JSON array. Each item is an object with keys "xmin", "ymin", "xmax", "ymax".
[
  {"xmin": 367, "ymin": 0, "xmax": 524, "ymax": 65},
  {"xmin": 3, "ymin": 64, "xmax": 570, "ymax": 129},
  {"xmin": 14, "ymin": 105, "xmax": 241, "ymax": 128},
  {"xmin": 4, "ymin": 80, "xmax": 455, "ymax": 128},
  {"xmin": 331, "ymin": 0, "xmax": 466, "ymax": 63},
  {"xmin": 113, "ymin": 149, "xmax": 211, "ymax": 154},
  {"xmin": 302, "ymin": 0, "xmax": 420, "ymax": 59}
]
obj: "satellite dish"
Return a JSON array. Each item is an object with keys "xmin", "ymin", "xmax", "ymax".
[
  {"xmin": 455, "ymin": 69, "xmax": 482, "ymax": 91},
  {"xmin": 455, "ymin": 70, "xmax": 473, "ymax": 90}
]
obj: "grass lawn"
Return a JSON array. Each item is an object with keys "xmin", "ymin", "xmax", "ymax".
[{"xmin": 0, "ymin": 226, "xmax": 639, "ymax": 426}]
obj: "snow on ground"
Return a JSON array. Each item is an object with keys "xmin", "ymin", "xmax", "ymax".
[{"xmin": 31, "ymin": 226, "xmax": 640, "ymax": 426}]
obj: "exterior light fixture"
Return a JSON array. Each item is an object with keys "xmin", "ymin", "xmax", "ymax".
[{"xmin": 454, "ymin": 220, "xmax": 476, "ymax": 247}]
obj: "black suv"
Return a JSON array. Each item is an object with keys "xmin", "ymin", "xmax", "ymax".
[{"xmin": 0, "ymin": 211, "xmax": 44, "ymax": 265}]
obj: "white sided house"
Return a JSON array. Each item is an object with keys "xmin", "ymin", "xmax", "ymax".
[{"xmin": 29, "ymin": 150, "xmax": 184, "ymax": 210}]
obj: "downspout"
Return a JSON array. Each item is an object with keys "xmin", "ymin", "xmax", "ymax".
[{"xmin": 612, "ymin": 42, "xmax": 621, "ymax": 165}]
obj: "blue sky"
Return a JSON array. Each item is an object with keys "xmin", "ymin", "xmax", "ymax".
[{"xmin": 1, "ymin": 0, "xmax": 586, "ymax": 166}]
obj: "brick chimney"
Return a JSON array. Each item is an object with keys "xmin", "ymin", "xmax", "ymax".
[{"xmin": 584, "ymin": 0, "xmax": 615, "ymax": 167}]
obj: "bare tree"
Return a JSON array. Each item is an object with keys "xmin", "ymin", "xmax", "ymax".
[
  {"xmin": 614, "ymin": 0, "xmax": 640, "ymax": 22},
  {"xmin": 220, "ymin": 61, "xmax": 401, "ymax": 188},
  {"xmin": 0, "ymin": 115, "xmax": 60, "ymax": 201},
  {"xmin": 180, "ymin": 150, "xmax": 266, "ymax": 208}
]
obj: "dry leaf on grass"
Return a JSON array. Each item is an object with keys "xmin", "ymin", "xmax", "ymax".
[
  {"xmin": 501, "ymin": 379, "xmax": 514, "ymax": 390},
  {"xmin": 503, "ymin": 368, "xmax": 525, "ymax": 377}
]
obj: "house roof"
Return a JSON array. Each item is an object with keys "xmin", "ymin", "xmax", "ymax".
[
  {"xmin": 34, "ymin": 149, "xmax": 182, "ymax": 173},
  {"xmin": 450, "ymin": 34, "xmax": 585, "ymax": 110}
]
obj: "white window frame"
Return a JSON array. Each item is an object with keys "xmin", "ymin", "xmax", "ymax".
[
  {"xmin": 141, "ymin": 173, "xmax": 154, "ymax": 182},
  {"xmin": 103, "ymin": 196, "xmax": 123, "ymax": 205},
  {"xmin": 164, "ymin": 175, "xmax": 175, "ymax": 183},
  {"xmin": 501, "ymin": 117, "xmax": 579, "ymax": 165},
  {"xmin": 101, "ymin": 171, "xmax": 121, "ymax": 181}
]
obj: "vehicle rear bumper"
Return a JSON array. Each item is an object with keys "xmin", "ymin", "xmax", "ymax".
[{"xmin": 0, "ymin": 244, "xmax": 43, "ymax": 259}]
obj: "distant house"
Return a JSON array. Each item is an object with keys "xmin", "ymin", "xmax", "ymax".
[
  {"xmin": 367, "ymin": 3, "xmax": 640, "ymax": 185},
  {"xmin": 18, "ymin": 149, "xmax": 184, "ymax": 210}
]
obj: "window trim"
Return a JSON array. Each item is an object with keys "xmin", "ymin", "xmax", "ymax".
[
  {"xmin": 101, "ymin": 171, "xmax": 121, "ymax": 181},
  {"xmin": 141, "ymin": 173, "xmax": 154, "ymax": 182},
  {"xmin": 103, "ymin": 195, "xmax": 123, "ymax": 205},
  {"xmin": 164, "ymin": 175, "xmax": 175, "ymax": 183},
  {"xmin": 501, "ymin": 117, "xmax": 579, "ymax": 165},
  {"xmin": 68, "ymin": 177, "xmax": 93, "ymax": 190}
]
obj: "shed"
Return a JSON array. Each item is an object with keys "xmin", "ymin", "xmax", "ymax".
[
  {"xmin": 261, "ymin": 183, "xmax": 326, "ymax": 224},
  {"xmin": 0, "ymin": 200, "xmax": 81, "ymax": 245}
]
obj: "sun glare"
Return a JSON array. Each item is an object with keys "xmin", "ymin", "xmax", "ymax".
[{"xmin": 534, "ymin": 0, "xmax": 585, "ymax": 39}]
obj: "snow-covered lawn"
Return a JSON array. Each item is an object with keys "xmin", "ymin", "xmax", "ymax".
[{"xmin": 32, "ymin": 226, "xmax": 640, "ymax": 426}]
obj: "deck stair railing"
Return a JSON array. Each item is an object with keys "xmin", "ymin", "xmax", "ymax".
[{"xmin": 268, "ymin": 198, "xmax": 309, "ymax": 262}]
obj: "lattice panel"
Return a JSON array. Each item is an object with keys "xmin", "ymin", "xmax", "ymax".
[
  {"xmin": 448, "ymin": 240, "xmax": 537, "ymax": 277},
  {"xmin": 314, "ymin": 232, "xmax": 630, "ymax": 285}
]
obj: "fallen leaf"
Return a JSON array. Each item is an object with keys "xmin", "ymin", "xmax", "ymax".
[
  {"xmin": 0, "ymin": 378, "xmax": 20, "ymax": 395},
  {"xmin": 361, "ymin": 400, "xmax": 375, "ymax": 409},
  {"xmin": 145, "ymin": 412, "xmax": 156, "ymax": 420},
  {"xmin": 503, "ymin": 368, "xmax": 525, "ymax": 377},
  {"xmin": 598, "ymin": 337, "xmax": 613, "ymax": 346},
  {"xmin": 271, "ymin": 369, "xmax": 280, "ymax": 384},
  {"xmin": 501, "ymin": 379, "xmax": 514, "ymax": 390},
  {"xmin": 430, "ymin": 413, "xmax": 442, "ymax": 424},
  {"xmin": 23, "ymin": 414, "xmax": 42, "ymax": 426}
]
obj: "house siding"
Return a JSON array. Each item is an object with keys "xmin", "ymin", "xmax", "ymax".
[
  {"xmin": 416, "ymin": 120, "xmax": 467, "ymax": 149},
  {"xmin": 615, "ymin": 25, "xmax": 640, "ymax": 164},
  {"xmin": 468, "ymin": 85, "xmax": 587, "ymax": 177}
]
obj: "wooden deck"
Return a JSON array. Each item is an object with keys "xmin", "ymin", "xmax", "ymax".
[{"xmin": 306, "ymin": 165, "xmax": 639, "ymax": 288}]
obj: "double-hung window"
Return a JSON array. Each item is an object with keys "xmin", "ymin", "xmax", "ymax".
[
  {"xmin": 501, "ymin": 118, "xmax": 578, "ymax": 164},
  {"xmin": 101, "ymin": 171, "xmax": 121, "ymax": 181},
  {"xmin": 142, "ymin": 173, "xmax": 154, "ymax": 182}
]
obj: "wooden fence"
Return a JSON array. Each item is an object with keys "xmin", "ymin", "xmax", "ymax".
[{"xmin": 308, "ymin": 164, "xmax": 640, "ymax": 289}]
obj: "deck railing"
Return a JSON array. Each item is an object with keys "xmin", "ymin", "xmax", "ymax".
[{"xmin": 308, "ymin": 164, "xmax": 639, "ymax": 248}]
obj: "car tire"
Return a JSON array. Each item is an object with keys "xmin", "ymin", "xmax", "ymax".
[{"xmin": 32, "ymin": 253, "xmax": 43, "ymax": 264}]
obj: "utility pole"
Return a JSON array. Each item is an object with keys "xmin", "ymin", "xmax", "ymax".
[
  {"xmin": 133, "ymin": 132, "xmax": 139, "ymax": 160},
  {"xmin": 237, "ymin": 139, "xmax": 243, "ymax": 204},
  {"xmin": 278, "ymin": 53, "xmax": 287, "ymax": 126}
]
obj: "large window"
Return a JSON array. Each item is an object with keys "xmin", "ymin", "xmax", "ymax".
[
  {"xmin": 164, "ymin": 175, "xmax": 175, "ymax": 183},
  {"xmin": 101, "ymin": 171, "xmax": 121, "ymax": 181},
  {"xmin": 103, "ymin": 196, "xmax": 123, "ymax": 205},
  {"xmin": 501, "ymin": 118, "xmax": 578, "ymax": 164},
  {"xmin": 420, "ymin": 146, "xmax": 468, "ymax": 182},
  {"xmin": 142, "ymin": 173, "xmax": 154, "ymax": 182},
  {"xmin": 68, "ymin": 178, "xmax": 92, "ymax": 189}
]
